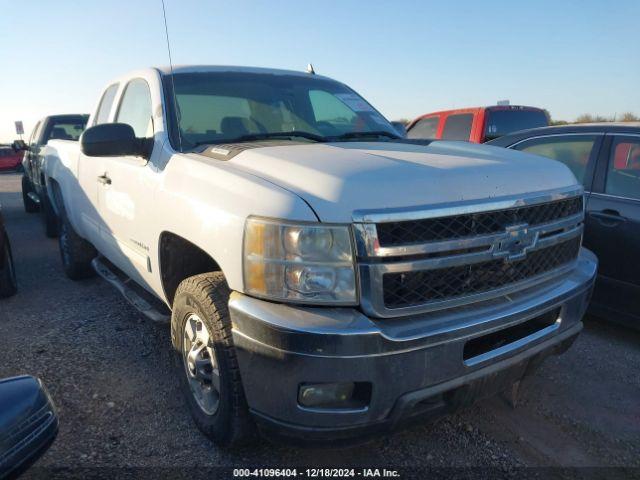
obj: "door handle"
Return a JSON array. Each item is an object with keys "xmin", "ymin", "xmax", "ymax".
[
  {"xmin": 97, "ymin": 174, "xmax": 112, "ymax": 185},
  {"xmin": 589, "ymin": 209, "xmax": 627, "ymax": 225}
]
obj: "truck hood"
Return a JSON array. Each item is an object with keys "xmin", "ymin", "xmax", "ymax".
[{"xmin": 218, "ymin": 141, "xmax": 578, "ymax": 223}]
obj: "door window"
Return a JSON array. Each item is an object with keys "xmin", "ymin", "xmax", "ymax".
[
  {"xmin": 513, "ymin": 135, "xmax": 598, "ymax": 185},
  {"xmin": 407, "ymin": 117, "xmax": 439, "ymax": 139},
  {"xmin": 29, "ymin": 121, "xmax": 42, "ymax": 147},
  {"xmin": 605, "ymin": 137, "xmax": 640, "ymax": 200},
  {"xmin": 94, "ymin": 83, "xmax": 119, "ymax": 125},
  {"xmin": 441, "ymin": 114, "xmax": 473, "ymax": 141},
  {"xmin": 116, "ymin": 79, "xmax": 153, "ymax": 137}
]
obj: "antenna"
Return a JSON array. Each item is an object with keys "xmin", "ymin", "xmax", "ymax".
[
  {"xmin": 161, "ymin": 0, "xmax": 183, "ymax": 152},
  {"xmin": 306, "ymin": 63, "xmax": 315, "ymax": 75}
]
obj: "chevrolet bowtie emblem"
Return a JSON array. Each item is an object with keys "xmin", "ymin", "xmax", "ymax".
[{"xmin": 493, "ymin": 223, "xmax": 538, "ymax": 262}]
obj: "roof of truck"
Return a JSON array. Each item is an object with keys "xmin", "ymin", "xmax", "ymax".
[{"xmin": 155, "ymin": 65, "xmax": 332, "ymax": 80}]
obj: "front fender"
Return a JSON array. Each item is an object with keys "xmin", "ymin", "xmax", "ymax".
[{"xmin": 154, "ymin": 152, "xmax": 318, "ymax": 293}]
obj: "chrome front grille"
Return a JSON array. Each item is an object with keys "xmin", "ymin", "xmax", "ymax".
[
  {"xmin": 377, "ymin": 196, "xmax": 583, "ymax": 246},
  {"xmin": 353, "ymin": 187, "xmax": 585, "ymax": 318},
  {"xmin": 382, "ymin": 236, "xmax": 581, "ymax": 308}
]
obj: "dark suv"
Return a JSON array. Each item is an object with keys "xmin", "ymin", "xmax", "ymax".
[
  {"xmin": 0, "ymin": 207, "xmax": 17, "ymax": 298},
  {"xmin": 20, "ymin": 114, "xmax": 88, "ymax": 237},
  {"xmin": 488, "ymin": 123, "xmax": 640, "ymax": 327}
]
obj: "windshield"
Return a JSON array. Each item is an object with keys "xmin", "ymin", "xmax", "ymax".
[
  {"xmin": 163, "ymin": 71, "xmax": 397, "ymax": 149},
  {"xmin": 484, "ymin": 109, "xmax": 548, "ymax": 140}
]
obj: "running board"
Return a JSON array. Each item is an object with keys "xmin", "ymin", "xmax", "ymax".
[{"xmin": 91, "ymin": 257, "xmax": 171, "ymax": 324}]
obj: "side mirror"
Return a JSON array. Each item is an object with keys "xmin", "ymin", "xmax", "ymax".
[
  {"xmin": 0, "ymin": 376, "xmax": 58, "ymax": 478},
  {"xmin": 81, "ymin": 123, "xmax": 151, "ymax": 159},
  {"xmin": 391, "ymin": 121, "xmax": 407, "ymax": 138},
  {"xmin": 11, "ymin": 140, "xmax": 28, "ymax": 152}
]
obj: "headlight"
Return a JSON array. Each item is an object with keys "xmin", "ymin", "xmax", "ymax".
[{"xmin": 243, "ymin": 217, "xmax": 357, "ymax": 305}]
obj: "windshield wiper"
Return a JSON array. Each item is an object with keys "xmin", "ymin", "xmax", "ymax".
[
  {"xmin": 195, "ymin": 131, "xmax": 327, "ymax": 146},
  {"xmin": 329, "ymin": 130, "xmax": 401, "ymax": 141}
]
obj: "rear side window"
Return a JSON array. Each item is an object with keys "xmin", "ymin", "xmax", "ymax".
[
  {"xmin": 116, "ymin": 79, "xmax": 153, "ymax": 137},
  {"xmin": 514, "ymin": 134, "xmax": 598, "ymax": 184},
  {"xmin": 484, "ymin": 109, "xmax": 548, "ymax": 140},
  {"xmin": 94, "ymin": 84, "xmax": 119, "ymax": 126},
  {"xmin": 407, "ymin": 117, "xmax": 439, "ymax": 139},
  {"xmin": 605, "ymin": 136, "xmax": 640, "ymax": 200},
  {"xmin": 441, "ymin": 114, "xmax": 473, "ymax": 141}
]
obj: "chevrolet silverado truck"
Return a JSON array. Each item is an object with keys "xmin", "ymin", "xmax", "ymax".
[{"xmin": 43, "ymin": 66, "xmax": 597, "ymax": 447}]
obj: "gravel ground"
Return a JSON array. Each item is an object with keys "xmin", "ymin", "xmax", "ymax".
[{"xmin": 0, "ymin": 172, "xmax": 638, "ymax": 478}]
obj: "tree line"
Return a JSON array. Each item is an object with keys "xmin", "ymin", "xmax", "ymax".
[{"xmin": 546, "ymin": 111, "xmax": 639, "ymax": 125}]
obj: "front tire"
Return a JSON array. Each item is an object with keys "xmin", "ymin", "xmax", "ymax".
[
  {"xmin": 0, "ymin": 236, "xmax": 17, "ymax": 298},
  {"xmin": 21, "ymin": 176, "xmax": 39, "ymax": 213},
  {"xmin": 171, "ymin": 272, "xmax": 254, "ymax": 447},
  {"xmin": 58, "ymin": 212, "xmax": 96, "ymax": 280}
]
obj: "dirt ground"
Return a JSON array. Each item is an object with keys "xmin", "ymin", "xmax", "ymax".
[{"xmin": 0, "ymin": 172, "xmax": 638, "ymax": 478}]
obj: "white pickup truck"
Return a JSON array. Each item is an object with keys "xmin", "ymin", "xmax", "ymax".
[{"xmin": 44, "ymin": 65, "xmax": 597, "ymax": 446}]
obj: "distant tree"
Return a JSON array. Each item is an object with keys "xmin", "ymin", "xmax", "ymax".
[
  {"xmin": 575, "ymin": 113, "xmax": 610, "ymax": 123},
  {"xmin": 543, "ymin": 109, "xmax": 568, "ymax": 125},
  {"xmin": 620, "ymin": 112, "xmax": 640, "ymax": 122}
]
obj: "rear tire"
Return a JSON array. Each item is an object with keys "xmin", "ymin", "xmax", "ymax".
[
  {"xmin": 0, "ymin": 236, "xmax": 17, "ymax": 298},
  {"xmin": 21, "ymin": 176, "xmax": 39, "ymax": 213},
  {"xmin": 171, "ymin": 272, "xmax": 255, "ymax": 447},
  {"xmin": 58, "ymin": 211, "xmax": 96, "ymax": 280},
  {"xmin": 41, "ymin": 192, "xmax": 59, "ymax": 238}
]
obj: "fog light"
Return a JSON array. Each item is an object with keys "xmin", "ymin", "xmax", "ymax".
[{"xmin": 298, "ymin": 382, "xmax": 355, "ymax": 408}]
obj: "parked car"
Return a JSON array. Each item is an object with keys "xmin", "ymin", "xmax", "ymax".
[
  {"xmin": 44, "ymin": 66, "xmax": 596, "ymax": 446},
  {"xmin": 0, "ymin": 206, "xmax": 17, "ymax": 298},
  {"xmin": 406, "ymin": 106, "xmax": 549, "ymax": 143},
  {"xmin": 0, "ymin": 145, "xmax": 22, "ymax": 172},
  {"xmin": 19, "ymin": 114, "xmax": 89, "ymax": 237},
  {"xmin": 488, "ymin": 123, "xmax": 640, "ymax": 327},
  {"xmin": 0, "ymin": 376, "xmax": 58, "ymax": 478}
]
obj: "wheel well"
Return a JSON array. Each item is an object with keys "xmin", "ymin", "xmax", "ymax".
[
  {"xmin": 159, "ymin": 232, "xmax": 221, "ymax": 306},
  {"xmin": 48, "ymin": 178, "xmax": 64, "ymax": 216}
]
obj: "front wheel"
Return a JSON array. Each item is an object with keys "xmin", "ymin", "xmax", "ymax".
[
  {"xmin": 0, "ymin": 236, "xmax": 17, "ymax": 298},
  {"xmin": 171, "ymin": 272, "xmax": 254, "ymax": 447}
]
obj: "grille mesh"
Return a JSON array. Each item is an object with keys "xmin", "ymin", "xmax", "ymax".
[
  {"xmin": 383, "ymin": 236, "xmax": 581, "ymax": 309},
  {"xmin": 377, "ymin": 196, "xmax": 583, "ymax": 246}
]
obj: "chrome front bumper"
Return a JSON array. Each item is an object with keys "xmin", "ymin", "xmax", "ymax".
[{"xmin": 229, "ymin": 248, "xmax": 597, "ymax": 444}]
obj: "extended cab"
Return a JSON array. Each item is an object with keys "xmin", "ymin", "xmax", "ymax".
[
  {"xmin": 20, "ymin": 114, "xmax": 88, "ymax": 237},
  {"xmin": 44, "ymin": 66, "xmax": 596, "ymax": 446},
  {"xmin": 406, "ymin": 106, "xmax": 549, "ymax": 143}
]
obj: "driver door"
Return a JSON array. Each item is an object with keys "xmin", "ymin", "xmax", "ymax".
[
  {"xmin": 76, "ymin": 84, "xmax": 119, "ymax": 249},
  {"xmin": 96, "ymin": 78, "xmax": 158, "ymax": 290}
]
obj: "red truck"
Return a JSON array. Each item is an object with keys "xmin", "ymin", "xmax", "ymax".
[{"xmin": 406, "ymin": 105, "xmax": 549, "ymax": 143}]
